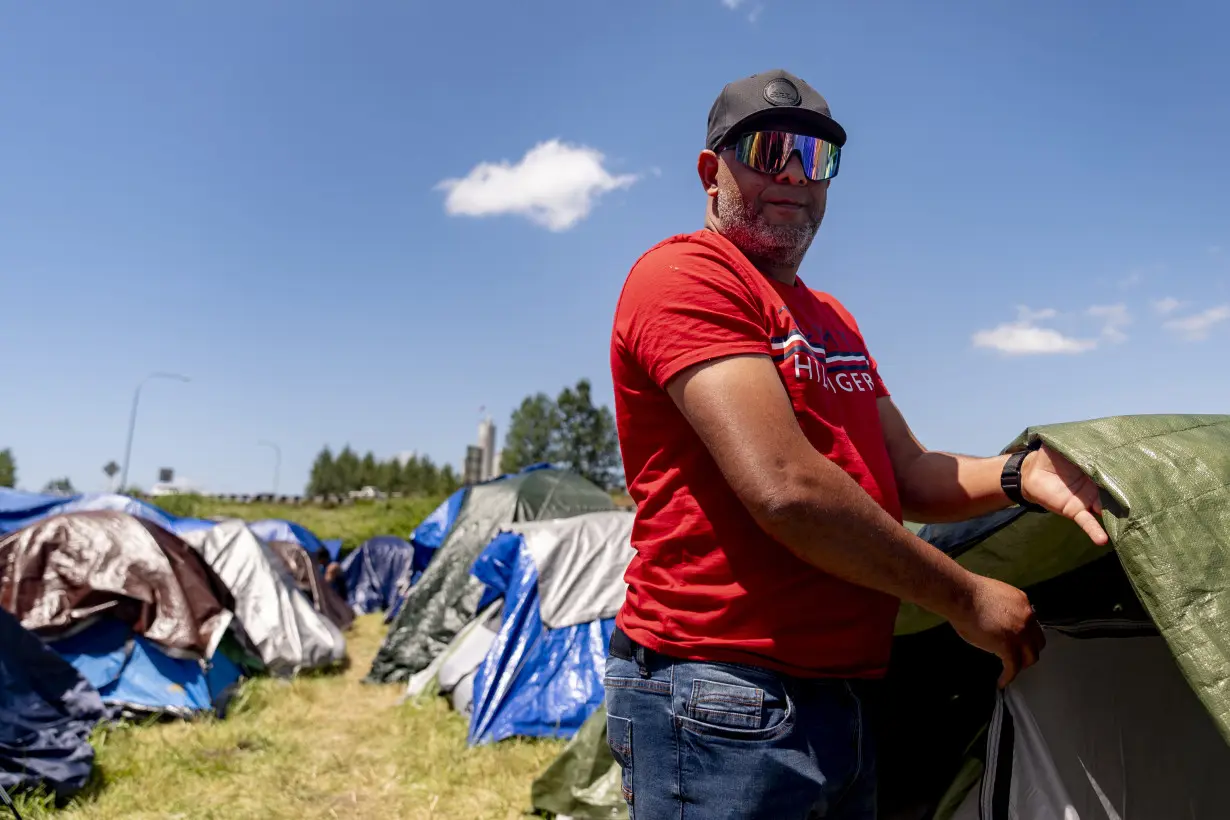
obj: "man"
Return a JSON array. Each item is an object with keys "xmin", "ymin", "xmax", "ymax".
[{"xmin": 605, "ymin": 68, "xmax": 1107, "ymax": 819}]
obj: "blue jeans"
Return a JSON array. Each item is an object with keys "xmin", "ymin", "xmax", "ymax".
[{"xmin": 603, "ymin": 636, "xmax": 877, "ymax": 819}]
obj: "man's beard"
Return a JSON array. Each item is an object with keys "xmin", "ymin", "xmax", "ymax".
[{"xmin": 716, "ymin": 187, "xmax": 819, "ymax": 268}]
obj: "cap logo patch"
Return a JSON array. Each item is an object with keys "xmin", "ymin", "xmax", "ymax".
[{"xmin": 763, "ymin": 78, "xmax": 801, "ymax": 107}]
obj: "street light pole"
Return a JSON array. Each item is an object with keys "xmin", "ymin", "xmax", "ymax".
[
  {"xmin": 258, "ymin": 440, "xmax": 281, "ymax": 495},
  {"xmin": 119, "ymin": 372, "xmax": 191, "ymax": 494}
]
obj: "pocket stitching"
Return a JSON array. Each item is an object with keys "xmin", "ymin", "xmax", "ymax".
[{"xmin": 678, "ymin": 682, "xmax": 794, "ymax": 742}]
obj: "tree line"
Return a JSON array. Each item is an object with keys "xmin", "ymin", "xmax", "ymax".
[
  {"xmin": 306, "ymin": 447, "xmax": 460, "ymax": 498},
  {"xmin": 499, "ymin": 378, "xmax": 623, "ymax": 490}
]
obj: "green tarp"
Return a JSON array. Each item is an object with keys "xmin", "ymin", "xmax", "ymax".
[
  {"xmin": 366, "ymin": 468, "xmax": 615, "ymax": 685},
  {"xmin": 528, "ymin": 414, "xmax": 1230, "ymax": 818}
]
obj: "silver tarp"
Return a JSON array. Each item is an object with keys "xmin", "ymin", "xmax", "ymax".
[
  {"xmin": 181, "ymin": 520, "xmax": 346, "ymax": 676},
  {"xmin": 517, "ymin": 511, "xmax": 635, "ymax": 629}
]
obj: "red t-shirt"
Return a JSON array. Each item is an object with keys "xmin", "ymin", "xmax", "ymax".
[{"xmin": 610, "ymin": 229, "xmax": 903, "ymax": 679}]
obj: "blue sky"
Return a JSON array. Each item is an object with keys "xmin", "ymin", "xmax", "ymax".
[{"xmin": 2, "ymin": 1, "xmax": 1227, "ymax": 495}]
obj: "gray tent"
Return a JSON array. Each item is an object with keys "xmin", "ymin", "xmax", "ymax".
[
  {"xmin": 531, "ymin": 414, "xmax": 1230, "ymax": 820},
  {"xmin": 181, "ymin": 520, "xmax": 347, "ymax": 676},
  {"xmin": 406, "ymin": 510, "xmax": 635, "ymax": 739},
  {"xmin": 366, "ymin": 467, "xmax": 616, "ymax": 685}
]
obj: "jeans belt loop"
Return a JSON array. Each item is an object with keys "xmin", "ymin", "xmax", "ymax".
[{"xmin": 635, "ymin": 644, "xmax": 649, "ymax": 678}]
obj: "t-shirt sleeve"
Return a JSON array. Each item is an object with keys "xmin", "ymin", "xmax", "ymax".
[{"xmin": 616, "ymin": 243, "xmax": 769, "ymax": 388}]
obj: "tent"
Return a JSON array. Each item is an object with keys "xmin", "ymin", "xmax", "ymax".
[
  {"xmin": 409, "ymin": 488, "xmax": 467, "ymax": 568},
  {"xmin": 379, "ymin": 489, "xmax": 469, "ymax": 623},
  {"xmin": 51, "ymin": 619, "xmax": 244, "ymax": 720},
  {"xmin": 529, "ymin": 414, "xmax": 1230, "ymax": 820},
  {"xmin": 0, "ymin": 510, "xmax": 254, "ymax": 718},
  {"xmin": 340, "ymin": 536, "xmax": 415, "ymax": 615},
  {"xmin": 0, "ymin": 607, "xmax": 105, "ymax": 802},
  {"xmin": 264, "ymin": 539, "xmax": 355, "ymax": 631},
  {"xmin": 466, "ymin": 511, "xmax": 634, "ymax": 746},
  {"xmin": 247, "ymin": 518, "xmax": 354, "ymax": 630},
  {"xmin": 366, "ymin": 467, "xmax": 617, "ymax": 684},
  {"xmin": 248, "ymin": 518, "xmax": 329, "ymax": 558},
  {"xmin": 181, "ymin": 520, "xmax": 347, "ymax": 676},
  {"xmin": 0, "ymin": 488, "xmax": 215, "ymax": 537}
]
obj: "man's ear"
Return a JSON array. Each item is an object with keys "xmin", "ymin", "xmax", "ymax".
[{"xmin": 698, "ymin": 150, "xmax": 720, "ymax": 196}]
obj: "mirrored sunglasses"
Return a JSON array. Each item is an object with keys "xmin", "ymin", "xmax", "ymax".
[{"xmin": 727, "ymin": 130, "xmax": 841, "ymax": 181}]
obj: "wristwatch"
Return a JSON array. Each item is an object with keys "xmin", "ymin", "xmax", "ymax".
[{"xmin": 1001, "ymin": 439, "xmax": 1048, "ymax": 513}]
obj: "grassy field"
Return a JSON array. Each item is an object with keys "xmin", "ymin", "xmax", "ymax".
[
  {"xmin": 16, "ymin": 614, "xmax": 567, "ymax": 820},
  {"xmin": 156, "ymin": 494, "xmax": 449, "ymax": 555}
]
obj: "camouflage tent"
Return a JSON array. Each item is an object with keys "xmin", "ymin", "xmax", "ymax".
[
  {"xmin": 366, "ymin": 466, "xmax": 616, "ymax": 685},
  {"xmin": 530, "ymin": 414, "xmax": 1230, "ymax": 819}
]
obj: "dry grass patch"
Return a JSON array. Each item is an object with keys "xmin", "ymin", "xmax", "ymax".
[{"xmin": 17, "ymin": 615, "xmax": 565, "ymax": 820}]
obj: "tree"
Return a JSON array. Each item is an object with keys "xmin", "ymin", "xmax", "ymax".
[
  {"xmin": 307, "ymin": 446, "xmax": 337, "ymax": 497},
  {"xmin": 335, "ymin": 446, "xmax": 361, "ymax": 492},
  {"xmin": 0, "ymin": 448, "xmax": 14, "ymax": 488},
  {"xmin": 554, "ymin": 379, "xmax": 622, "ymax": 490},
  {"xmin": 500, "ymin": 393, "xmax": 561, "ymax": 474},
  {"xmin": 359, "ymin": 451, "xmax": 379, "ymax": 488},
  {"xmin": 439, "ymin": 463, "xmax": 460, "ymax": 495},
  {"xmin": 419, "ymin": 456, "xmax": 440, "ymax": 496},
  {"xmin": 380, "ymin": 458, "xmax": 402, "ymax": 493},
  {"xmin": 103, "ymin": 460, "xmax": 120, "ymax": 491},
  {"xmin": 43, "ymin": 477, "xmax": 76, "ymax": 495}
]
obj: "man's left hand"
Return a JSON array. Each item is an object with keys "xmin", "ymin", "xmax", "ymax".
[{"xmin": 1021, "ymin": 445, "xmax": 1110, "ymax": 546}]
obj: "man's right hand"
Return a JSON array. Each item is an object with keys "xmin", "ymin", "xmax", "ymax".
[{"xmin": 945, "ymin": 575, "xmax": 1045, "ymax": 688}]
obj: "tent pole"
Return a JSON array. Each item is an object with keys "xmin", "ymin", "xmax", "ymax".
[{"xmin": 0, "ymin": 781, "xmax": 24, "ymax": 820}]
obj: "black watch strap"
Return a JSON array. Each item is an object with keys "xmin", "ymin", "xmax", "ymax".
[{"xmin": 1001, "ymin": 440, "xmax": 1047, "ymax": 513}]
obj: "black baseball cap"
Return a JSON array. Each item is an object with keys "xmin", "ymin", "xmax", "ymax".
[{"xmin": 705, "ymin": 69, "xmax": 847, "ymax": 151}]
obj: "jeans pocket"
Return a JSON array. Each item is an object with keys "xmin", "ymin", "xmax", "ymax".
[
  {"xmin": 685, "ymin": 677, "xmax": 764, "ymax": 730},
  {"xmin": 676, "ymin": 668, "xmax": 794, "ymax": 742},
  {"xmin": 606, "ymin": 713, "xmax": 635, "ymax": 812}
]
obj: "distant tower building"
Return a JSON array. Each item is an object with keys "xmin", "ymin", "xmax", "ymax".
[{"xmin": 478, "ymin": 416, "xmax": 497, "ymax": 481}]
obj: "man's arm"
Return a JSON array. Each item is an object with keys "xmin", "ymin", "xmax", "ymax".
[
  {"xmin": 877, "ymin": 397, "xmax": 1109, "ymax": 543},
  {"xmin": 667, "ymin": 353, "xmax": 1046, "ymax": 686},
  {"xmin": 877, "ymin": 397, "xmax": 1016, "ymax": 523}
]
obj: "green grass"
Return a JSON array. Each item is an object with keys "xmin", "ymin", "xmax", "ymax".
[
  {"xmin": 154, "ymin": 494, "xmax": 448, "ymax": 555},
  {"xmin": 15, "ymin": 614, "xmax": 566, "ymax": 820}
]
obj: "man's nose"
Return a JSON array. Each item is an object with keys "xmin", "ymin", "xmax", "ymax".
[{"xmin": 773, "ymin": 152, "xmax": 810, "ymax": 186}]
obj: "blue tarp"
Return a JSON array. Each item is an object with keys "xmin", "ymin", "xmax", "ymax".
[
  {"xmin": 322, "ymin": 538, "xmax": 344, "ymax": 562},
  {"xmin": 466, "ymin": 532, "xmax": 613, "ymax": 746},
  {"xmin": 51, "ymin": 619, "xmax": 242, "ymax": 719},
  {"xmin": 340, "ymin": 536, "xmax": 415, "ymax": 615},
  {"xmin": 249, "ymin": 519, "xmax": 328, "ymax": 557},
  {"xmin": 0, "ymin": 608, "xmax": 105, "ymax": 801},
  {"xmin": 384, "ymin": 489, "xmax": 468, "ymax": 622},
  {"xmin": 0, "ymin": 489, "xmax": 214, "ymax": 537},
  {"xmin": 409, "ymin": 488, "xmax": 466, "ymax": 567}
]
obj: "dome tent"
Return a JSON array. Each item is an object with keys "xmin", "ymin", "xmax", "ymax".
[
  {"xmin": 181, "ymin": 520, "xmax": 347, "ymax": 676},
  {"xmin": 0, "ymin": 510, "xmax": 253, "ymax": 719},
  {"xmin": 466, "ymin": 510, "xmax": 634, "ymax": 746},
  {"xmin": 530, "ymin": 414, "xmax": 1230, "ymax": 820},
  {"xmin": 340, "ymin": 535, "xmax": 415, "ymax": 616},
  {"xmin": 366, "ymin": 465, "xmax": 616, "ymax": 685}
]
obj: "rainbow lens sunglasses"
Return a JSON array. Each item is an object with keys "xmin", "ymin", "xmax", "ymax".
[{"xmin": 725, "ymin": 130, "xmax": 841, "ymax": 181}]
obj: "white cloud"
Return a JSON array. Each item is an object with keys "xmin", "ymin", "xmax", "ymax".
[
  {"xmin": 1087, "ymin": 303, "xmax": 1131, "ymax": 343},
  {"xmin": 972, "ymin": 323, "xmax": 1098, "ymax": 355},
  {"xmin": 972, "ymin": 306, "xmax": 1097, "ymax": 355},
  {"xmin": 1209, "ymin": 245, "xmax": 1223, "ymax": 256},
  {"xmin": 435, "ymin": 140, "xmax": 638, "ymax": 232},
  {"xmin": 1163, "ymin": 305, "xmax": 1230, "ymax": 341},
  {"xmin": 1153, "ymin": 297, "xmax": 1182, "ymax": 315},
  {"xmin": 722, "ymin": 0, "xmax": 743, "ymax": 7}
]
